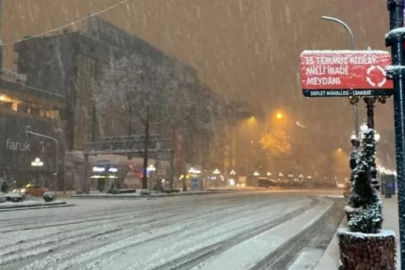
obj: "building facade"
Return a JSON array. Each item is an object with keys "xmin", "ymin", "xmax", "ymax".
[
  {"xmin": 14, "ymin": 16, "xmax": 218, "ymax": 190},
  {"xmin": 0, "ymin": 73, "xmax": 66, "ymax": 188}
]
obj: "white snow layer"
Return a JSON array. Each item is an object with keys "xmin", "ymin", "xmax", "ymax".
[
  {"xmin": 338, "ymin": 228, "xmax": 396, "ymax": 238},
  {"xmin": 288, "ymin": 248, "xmax": 324, "ymax": 270},
  {"xmin": 191, "ymin": 198, "xmax": 333, "ymax": 270},
  {"xmin": 385, "ymin": 27, "xmax": 405, "ymax": 39},
  {"xmin": 301, "ymin": 50, "xmax": 390, "ymax": 56},
  {"xmin": 0, "ymin": 194, "xmax": 320, "ymax": 270}
]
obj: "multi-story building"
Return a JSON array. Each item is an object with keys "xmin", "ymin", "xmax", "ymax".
[{"xmin": 14, "ymin": 16, "xmax": 219, "ymax": 190}]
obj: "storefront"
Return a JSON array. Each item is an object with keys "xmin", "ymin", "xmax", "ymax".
[{"xmin": 0, "ymin": 79, "xmax": 65, "ymax": 189}]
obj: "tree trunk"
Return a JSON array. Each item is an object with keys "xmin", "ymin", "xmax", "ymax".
[{"xmin": 142, "ymin": 118, "xmax": 150, "ymax": 189}]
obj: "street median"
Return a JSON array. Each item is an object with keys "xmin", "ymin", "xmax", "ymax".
[
  {"xmin": 0, "ymin": 200, "xmax": 72, "ymax": 212},
  {"xmin": 71, "ymin": 189, "xmax": 239, "ymax": 199}
]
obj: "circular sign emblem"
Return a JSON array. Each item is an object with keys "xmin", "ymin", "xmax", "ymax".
[{"xmin": 366, "ymin": 66, "xmax": 387, "ymax": 88}]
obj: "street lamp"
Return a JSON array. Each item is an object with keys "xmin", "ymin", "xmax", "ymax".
[
  {"xmin": 267, "ymin": 172, "xmax": 271, "ymax": 176},
  {"xmin": 374, "ymin": 131, "xmax": 381, "ymax": 143},
  {"xmin": 188, "ymin": 167, "xmax": 201, "ymax": 174},
  {"xmin": 25, "ymin": 126, "xmax": 59, "ymax": 191},
  {"xmin": 253, "ymin": 171, "xmax": 260, "ymax": 176},
  {"xmin": 321, "ymin": 16, "xmax": 359, "ymax": 137},
  {"xmin": 360, "ymin": 122, "xmax": 368, "ymax": 132},
  {"xmin": 276, "ymin": 112, "xmax": 283, "ymax": 120},
  {"xmin": 230, "ymin": 170, "xmax": 236, "ymax": 175},
  {"xmin": 31, "ymin": 157, "xmax": 44, "ymax": 185},
  {"xmin": 213, "ymin": 169, "xmax": 220, "ymax": 175}
]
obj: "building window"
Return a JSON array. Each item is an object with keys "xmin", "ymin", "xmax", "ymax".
[
  {"xmin": 0, "ymin": 94, "xmax": 60, "ymax": 119},
  {"xmin": 0, "ymin": 95, "xmax": 19, "ymax": 111}
]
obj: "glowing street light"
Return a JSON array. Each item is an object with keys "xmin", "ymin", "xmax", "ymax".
[
  {"xmin": 31, "ymin": 157, "xmax": 44, "ymax": 186},
  {"xmin": 276, "ymin": 112, "xmax": 283, "ymax": 119},
  {"xmin": 360, "ymin": 122, "xmax": 368, "ymax": 132},
  {"xmin": 267, "ymin": 172, "xmax": 271, "ymax": 176},
  {"xmin": 230, "ymin": 170, "xmax": 236, "ymax": 175},
  {"xmin": 213, "ymin": 169, "xmax": 220, "ymax": 175},
  {"xmin": 148, "ymin": 164, "xmax": 156, "ymax": 172},
  {"xmin": 188, "ymin": 167, "xmax": 201, "ymax": 174},
  {"xmin": 279, "ymin": 172, "xmax": 283, "ymax": 177},
  {"xmin": 253, "ymin": 171, "xmax": 260, "ymax": 176},
  {"xmin": 350, "ymin": 132, "xmax": 358, "ymax": 140},
  {"xmin": 374, "ymin": 132, "xmax": 381, "ymax": 143},
  {"xmin": 31, "ymin": 157, "xmax": 44, "ymax": 167}
]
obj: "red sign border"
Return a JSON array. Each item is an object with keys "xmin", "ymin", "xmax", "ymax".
[{"xmin": 300, "ymin": 50, "xmax": 394, "ymax": 98}]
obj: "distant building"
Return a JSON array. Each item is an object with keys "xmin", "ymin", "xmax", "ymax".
[{"xmin": 14, "ymin": 16, "xmax": 216, "ymax": 190}]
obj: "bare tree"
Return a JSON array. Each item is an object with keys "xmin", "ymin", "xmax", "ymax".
[{"xmin": 94, "ymin": 53, "xmax": 179, "ymax": 189}]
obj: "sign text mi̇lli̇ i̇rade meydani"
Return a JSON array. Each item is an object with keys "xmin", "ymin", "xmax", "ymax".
[{"xmin": 300, "ymin": 50, "xmax": 393, "ymax": 97}]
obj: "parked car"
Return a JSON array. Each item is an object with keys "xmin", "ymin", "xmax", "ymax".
[{"xmin": 13, "ymin": 184, "xmax": 48, "ymax": 198}]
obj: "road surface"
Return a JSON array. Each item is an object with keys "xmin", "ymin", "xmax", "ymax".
[{"xmin": 0, "ymin": 191, "xmax": 345, "ymax": 270}]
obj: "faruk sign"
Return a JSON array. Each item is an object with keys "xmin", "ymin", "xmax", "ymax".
[
  {"xmin": 6, "ymin": 138, "xmax": 31, "ymax": 152},
  {"xmin": 300, "ymin": 50, "xmax": 394, "ymax": 97}
]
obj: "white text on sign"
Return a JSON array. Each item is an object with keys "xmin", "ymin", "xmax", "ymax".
[{"xmin": 304, "ymin": 55, "xmax": 378, "ymax": 86}]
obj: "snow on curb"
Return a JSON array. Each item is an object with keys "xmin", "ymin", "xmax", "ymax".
[
  {"xmin": 71, "ymin": 190, "xmax": 234, "ymax": 199},
  {"xmin": 0, "ymin": 200, "xmax": 67, "ymax": 210}
]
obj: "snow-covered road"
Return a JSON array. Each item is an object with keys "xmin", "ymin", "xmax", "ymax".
[{"xmin": 0, "ymin": 191, "xmax": 345, "ymax": 270}]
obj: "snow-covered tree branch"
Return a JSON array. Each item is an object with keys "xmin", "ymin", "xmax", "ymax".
[{"xmin": 93, "ymin": 53, "xmax": 224, "ymax": 189}]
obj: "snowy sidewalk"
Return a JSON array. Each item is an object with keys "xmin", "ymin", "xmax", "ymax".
[{"xmin": 315, "ymin": 196, "xmax": 400, "ymax": 270}]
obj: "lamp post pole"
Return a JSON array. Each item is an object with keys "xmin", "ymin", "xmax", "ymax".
[
  {"xmin": 322, "ymin": 16, "xmax": 359, "ymax": 137},
  {"xmin": 386, "ymin": 0, "xmax": 405, "ymax": 265}
]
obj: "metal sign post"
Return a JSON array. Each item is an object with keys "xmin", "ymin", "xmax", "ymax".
[{"xmin": 386, "ymin": 0, "xmax": 405, "ymax": 266}]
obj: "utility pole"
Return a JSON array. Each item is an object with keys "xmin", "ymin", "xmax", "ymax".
[{"xmin": 386, "ymin": 0, "xmax": 405, "ymax": 266}]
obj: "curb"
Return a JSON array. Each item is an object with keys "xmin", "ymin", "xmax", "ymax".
[
  {"xmin": 0, "ymin": 203, "xmax": 74, "ymax": 212},
  {"xmin": 0, "ymin": 201, "xmax": 67, "ymax": 210},
  {"xmin": 71, "ymin": 190, "xmax": 235, "ymax": 199}
]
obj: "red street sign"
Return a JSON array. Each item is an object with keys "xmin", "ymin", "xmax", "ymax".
[{"xmin": 300, "ymin": 50, "xmax": 394, "ymax": 97}]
